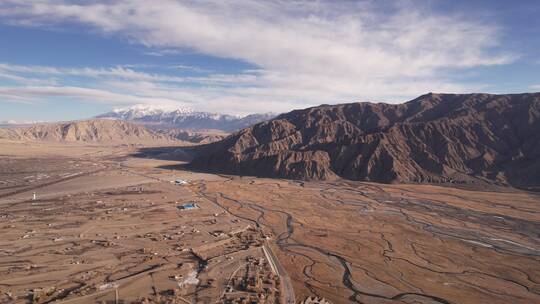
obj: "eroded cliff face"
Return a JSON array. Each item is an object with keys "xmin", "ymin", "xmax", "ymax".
[{"xmin": 190, "ymin": 93, "xmax": 540, "ymax": 188}]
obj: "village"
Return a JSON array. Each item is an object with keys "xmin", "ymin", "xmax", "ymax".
[
  {"xmin": 0, "ymin": 151, "xmax": 279, "ymax": 303},
  {"xmin": 0, "ymin": 153, "xmax": 299, "ymax": 304}
]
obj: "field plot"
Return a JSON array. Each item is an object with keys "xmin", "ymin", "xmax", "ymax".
[{"xmin": 192, "ymin": 177, "xmax": 540, "ymax": 304}]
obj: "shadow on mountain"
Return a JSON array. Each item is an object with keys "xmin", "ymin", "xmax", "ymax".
[
  {"xmin": 130, "ymin": 144, "xmax": 221, "ymax": 174},
  {"xmin": 131, "ymin": 145, "xmax": 199, "ymax": 162},
  {"xmin": 130, "ymin": 144, "xmax": 271, "ymax": 177},
  {"xmin": 131, "ymin": 143, "xmax": 540, "ymax": 193}
]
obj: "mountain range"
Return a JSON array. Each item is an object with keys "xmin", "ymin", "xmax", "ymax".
[
  {"xmin": 189, "ymin": 93, "xmax": 540, "ymax": 190},
  {"xmin": 0, "ymin": 105, "xmax": 276, "ymax": 144},
  {"xmin": 0, "ymin": 119, "xmax": 171, "ymax": 143},
  {"xmin": 2, "ymin": 93, "xmax": 539, "ymax": 189},
  {"xmin": 96, "ymin": 105, "xmax": 275, "ymax": 132}
]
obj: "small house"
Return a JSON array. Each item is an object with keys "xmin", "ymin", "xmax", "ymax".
[
  {"xmin": 173, "ymin": 179, "xmax": 188, "ymax": 185},
  {"xmin": 177, "ymin": 202, "xmax": 199, "ymax": 210}
]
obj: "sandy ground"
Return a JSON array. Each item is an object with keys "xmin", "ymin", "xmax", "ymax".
[{"xmin": 0, "ymin": 141, "xmax": 539, "ymax": 304}]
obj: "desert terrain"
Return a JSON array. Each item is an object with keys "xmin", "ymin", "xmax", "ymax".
[
  {"xmin": 0, "ymin": 140, "xmax": 538, "ymax": 304},
  {"xmin": 2, "ymin": 0, "xmax": 539, "ymax": 302},
  {"xmin": 0, "ymin": 141, "xmax": 284, "ymax": 304}
]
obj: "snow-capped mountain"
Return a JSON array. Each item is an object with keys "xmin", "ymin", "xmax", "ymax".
[{"xmin": 96, "ymin": 105, "xmax": 276, "ymax": 132}]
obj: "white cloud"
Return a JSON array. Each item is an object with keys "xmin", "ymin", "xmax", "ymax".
[
  {"xmin": 0, "ymin": 85, "xmax": 189, "ymax": 107},
  {"xmin": 0, "ymin": 61, "xmax": 490, "ymax": 115},
  {"xmin": 0, "ymin": 0, "xmax": 516, "ymax": 114},
  {"xmin": 0, "ymin": 63, "xmax": 258, "ymax": 86},
  {"xmin": 530, "ymin": 84, "xmax": 540, "ymax": 90}
]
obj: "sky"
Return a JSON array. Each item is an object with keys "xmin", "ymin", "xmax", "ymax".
[{"xmin": 0, "ymin": 0, "xmax": 539, "ymax": 122}]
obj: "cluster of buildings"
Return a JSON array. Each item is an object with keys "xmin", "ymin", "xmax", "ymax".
[
  {"xmin": 223, "ymin": 256, "xmax": 280, "ymax": 304},
  {"xmin": 301, "ymin": 296, "xmax": 333, "ymax": 304}
]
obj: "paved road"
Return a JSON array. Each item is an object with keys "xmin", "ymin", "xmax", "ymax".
[{"xmin": 263, "ymin": 243, "xmax": 295, "ymax": 304}]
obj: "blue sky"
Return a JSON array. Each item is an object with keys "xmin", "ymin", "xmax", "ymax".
[{"xmin": 0, "ymin": 0, "xmax": 539, "ymax": 122}]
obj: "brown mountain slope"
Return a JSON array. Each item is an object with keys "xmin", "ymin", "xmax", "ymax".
[
  {"xmin": 0, "ymin": 119, "xmax": 171, "ymax": 143},
  {"xmin": 189, "ymin": 93, "xmax": 540, "ymax": 189}
]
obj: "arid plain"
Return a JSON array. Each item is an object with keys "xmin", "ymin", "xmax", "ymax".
[{"xmin": 0, "ymin": 141, "xmax": 539, "ymax": 304}]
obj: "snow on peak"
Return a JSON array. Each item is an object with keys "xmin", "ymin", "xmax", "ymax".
[
  {"xmin": 96, "ymin": 105, "xmax": 276, "ymax": 131},
  {"xmin": 112, "ymin": 104, "xmax": 194, "ymax": 115},
  {"xmin": 107, "ymin": 104, "xmax": 198, "ymax": 119}
]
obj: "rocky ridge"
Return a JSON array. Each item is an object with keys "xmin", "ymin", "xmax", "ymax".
[{"xmin": 190, "ymin": 93, "xmax": 540, "ymax": 189}]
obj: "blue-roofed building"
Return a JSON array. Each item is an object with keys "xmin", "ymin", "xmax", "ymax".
[{"xmin": 177, "ymin": 202, "xmax": 199, "ymax": 210}]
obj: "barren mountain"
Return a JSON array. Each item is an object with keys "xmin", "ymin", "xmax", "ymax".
[
  {"xmin": 0, "ymin": 119, "xmax": 171, "ymax": 143},
  {"xmin": 0, "ymin": 128, "xmax": 20, "ymax": 141},
  {"xmin": 190, "ymin": 93, "xmax": 540, "ymax": 189}
]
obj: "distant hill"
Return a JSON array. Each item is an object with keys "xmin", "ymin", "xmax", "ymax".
[
  {"xmin": 0, "ymin": 128, "xmax": 20, "ymax": 141},
  {"xmin": 158, "ymin": 129, "xmax": 228, "ymax": 144},
  {"xmin": 96, "ymin": 105, "xmax": 275, "ymax": 132},
  {"xmin": 0, "ymin": 119, "xmax": 172, "ymax": 143},
  {"xmin": 190, "ymin": 93, "xmax": 540, "ymax": 190}
]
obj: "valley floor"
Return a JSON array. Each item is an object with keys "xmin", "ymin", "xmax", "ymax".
[
  {"xmin": 0, "ymin": 141, "xmax": 538, "ymax": 304},
  {"xmin": 194, "ymin": 177, "xmax": 540, "ymax": 304}
]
